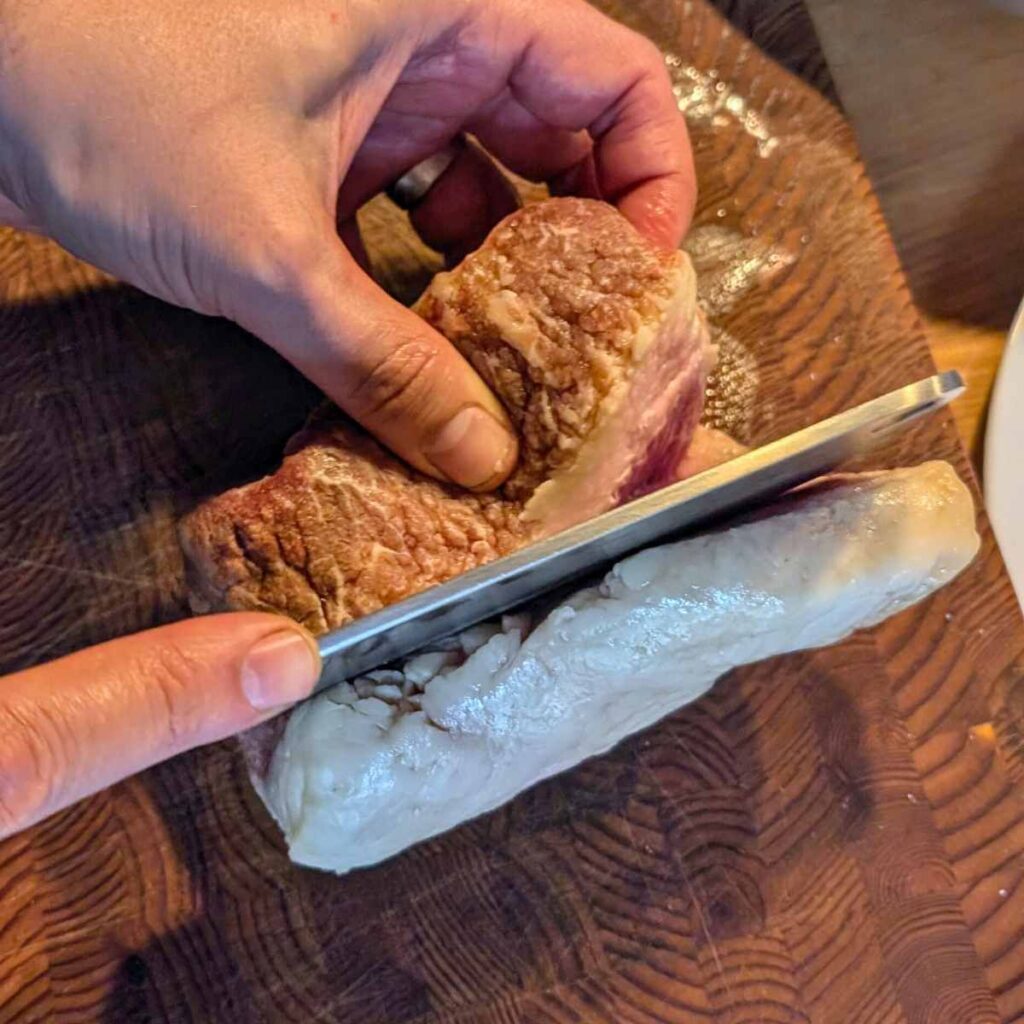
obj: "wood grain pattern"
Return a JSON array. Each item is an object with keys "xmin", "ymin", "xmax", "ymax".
[{"xmin": 1, "ymin": 2, "xmax": 1023, "ymax": 1022}]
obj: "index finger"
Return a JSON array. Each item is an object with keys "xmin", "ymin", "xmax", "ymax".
[{"xmin": 498, "ymin": 0, "xmax": 695, "ymax": 247}]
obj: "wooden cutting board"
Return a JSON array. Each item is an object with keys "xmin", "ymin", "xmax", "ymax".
[{"xmin": 2, "ymin": 2, "xmax": 1024, "ymax": 1021}]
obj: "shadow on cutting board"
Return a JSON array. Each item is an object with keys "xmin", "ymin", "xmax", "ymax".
[{"xmin": 0, "ymin": 284, "xmax": 321, "ymax": 673}]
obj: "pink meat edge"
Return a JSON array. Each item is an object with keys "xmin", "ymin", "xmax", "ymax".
[{"xmin": 524, "ymin": 314, "xmax": 715, "ymax": 535}]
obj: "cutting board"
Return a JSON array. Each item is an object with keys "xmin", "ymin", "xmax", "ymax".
[{"xmin": 2, "ymin": 2, "xmax": 1024, "ymax": 1021}]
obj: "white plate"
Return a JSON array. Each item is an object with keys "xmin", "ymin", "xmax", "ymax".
[{"xmin": 984, "ymin": 297, "xmax": 1024, "ymax": 606}]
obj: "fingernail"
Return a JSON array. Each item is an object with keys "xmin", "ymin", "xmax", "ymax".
[
  {"xmin": 241, "ymin": 629, "xmax": 321, "ymax": 710},
  {"xmin": 425, "ymin": 405, "xmax": 518, "ymax": 490}
]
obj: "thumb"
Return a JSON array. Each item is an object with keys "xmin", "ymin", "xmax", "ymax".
[
  {"xmin": 234, "ymin": 227, "xmax": 519, "ymax": 492},
  {"xmin": 0, "ymin": 614, "xmax": 320, "ymax": 838}
]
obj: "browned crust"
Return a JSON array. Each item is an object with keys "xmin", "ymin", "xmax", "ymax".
[
  {"xmin": 181, "ymin": 199, "xmax": 693, "ymax": 629},
  {"xmin": 178, "ymin": 419, "xmax": 524, "ymax": 633},
  {"xmin": 414, "ymin": 198, "xmax": 688, "ymax": 500}
]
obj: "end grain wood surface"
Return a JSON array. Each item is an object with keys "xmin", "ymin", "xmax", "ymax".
[
  {"xmin": 0, "ymin": 3, "xmax": 1023, "ymax": 1022},
  {"xmin": 926, "ymin": 317, "xmax": 1007, "ymax": 469}
]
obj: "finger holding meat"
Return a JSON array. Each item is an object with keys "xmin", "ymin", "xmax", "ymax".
[{"xmin": 179, "ymin": 199, "xmax": 715, "ymax": 630}]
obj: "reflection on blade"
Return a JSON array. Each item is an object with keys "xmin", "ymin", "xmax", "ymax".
[{"xmin": 315, "ymin": 372, "xmax": 963, "ymax": 690}]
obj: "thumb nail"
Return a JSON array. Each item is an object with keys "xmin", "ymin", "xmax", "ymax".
[
  {"xmin": 241, "ymin": 629, "xmax": 321, "ymax": 710},
  {"xmin": 425, "ymin": 405, "xmax": 518, "ymax": 490}
]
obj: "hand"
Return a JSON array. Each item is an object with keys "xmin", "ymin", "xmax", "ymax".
[
  {"xmin": 0, "ymin": 0, "xmax": 695, "ymax": 490},
  {"xmin": 0, "ymin": 614, "xmax": 320, "ymax": 838}
]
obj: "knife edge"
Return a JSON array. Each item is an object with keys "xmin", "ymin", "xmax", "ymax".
[{"xmin": 313, "ymin": 371, "xmax": 963, "ymax": 690}]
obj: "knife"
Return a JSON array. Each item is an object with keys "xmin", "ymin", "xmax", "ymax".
[{"xmin": 315, "ymin": 371, "xmax": 964, "ymax": 691}]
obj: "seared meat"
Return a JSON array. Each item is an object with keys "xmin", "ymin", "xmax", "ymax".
[
  {"xmin": 179, "ymin": 199, "xmax": 713, "ymax": 632},
  {"xmin": 181, "ymin": 419, "xmax": 523, "ymax": 633},
  {"xmin": 415, "ymin": 197, "xmax": 713, "ymax": 528}
]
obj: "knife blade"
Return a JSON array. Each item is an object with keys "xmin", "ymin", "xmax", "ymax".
[{"xmin": 314, "ymin": 371, "xmax": 963, "ymax": 691}]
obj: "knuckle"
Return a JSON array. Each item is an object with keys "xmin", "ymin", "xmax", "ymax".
[
  {"xmin": 0, "ymin": 703, "xmax": 64, "ymax": 838},
  {"xmin": 222, "ymin": 203, "xmax": 335, "ymax": 312},
  {"xmin": 632, "ymin": 34, "xmax": 664, "ymax": 68},
  {"xmin": 347, "ymin": 332, "xmax": 442, "ymax": 424},
  {"xmin": 646, "ymin": 39, "xmax": 667, "ymax": 69},
  {"xmin": 227, "ymin": 216, "xmax": 355, "ymax": 340},
  {"xmin": 143, "ymin": 641, "xmax": 207, "ymax": 747},
  {"xmin": 264, "ymin": 227, "xmax": 330, "ymax": 295},
  {"xmin": 247, "ymin": 226, "xmax": 327, "ymax": 302},
  {"xmin": 621, "ymin": 36, "xmax": 671, "ymax": 93}
]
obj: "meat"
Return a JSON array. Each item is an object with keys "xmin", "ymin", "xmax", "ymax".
[
  {"xmin": 254, "ymin": 462, "xmax": 979, "ymax": 873},
  {"xmin": 177, "ymin": 197, "xmax": 977, "ymax": 878},
  {"xmin": 181, "ymin": 417, "xmax": 524, "ymax": 633},
  {"xmin": 675, "ymin": 425, "xmax": 748, "ymax": 478},
  {"xmin": 414, "ymin": 198, "xmax": 714, "ymax": 528},
  {"xmin": 179, "ymin": 198, "xmax": 713, "ymax": 632}
]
